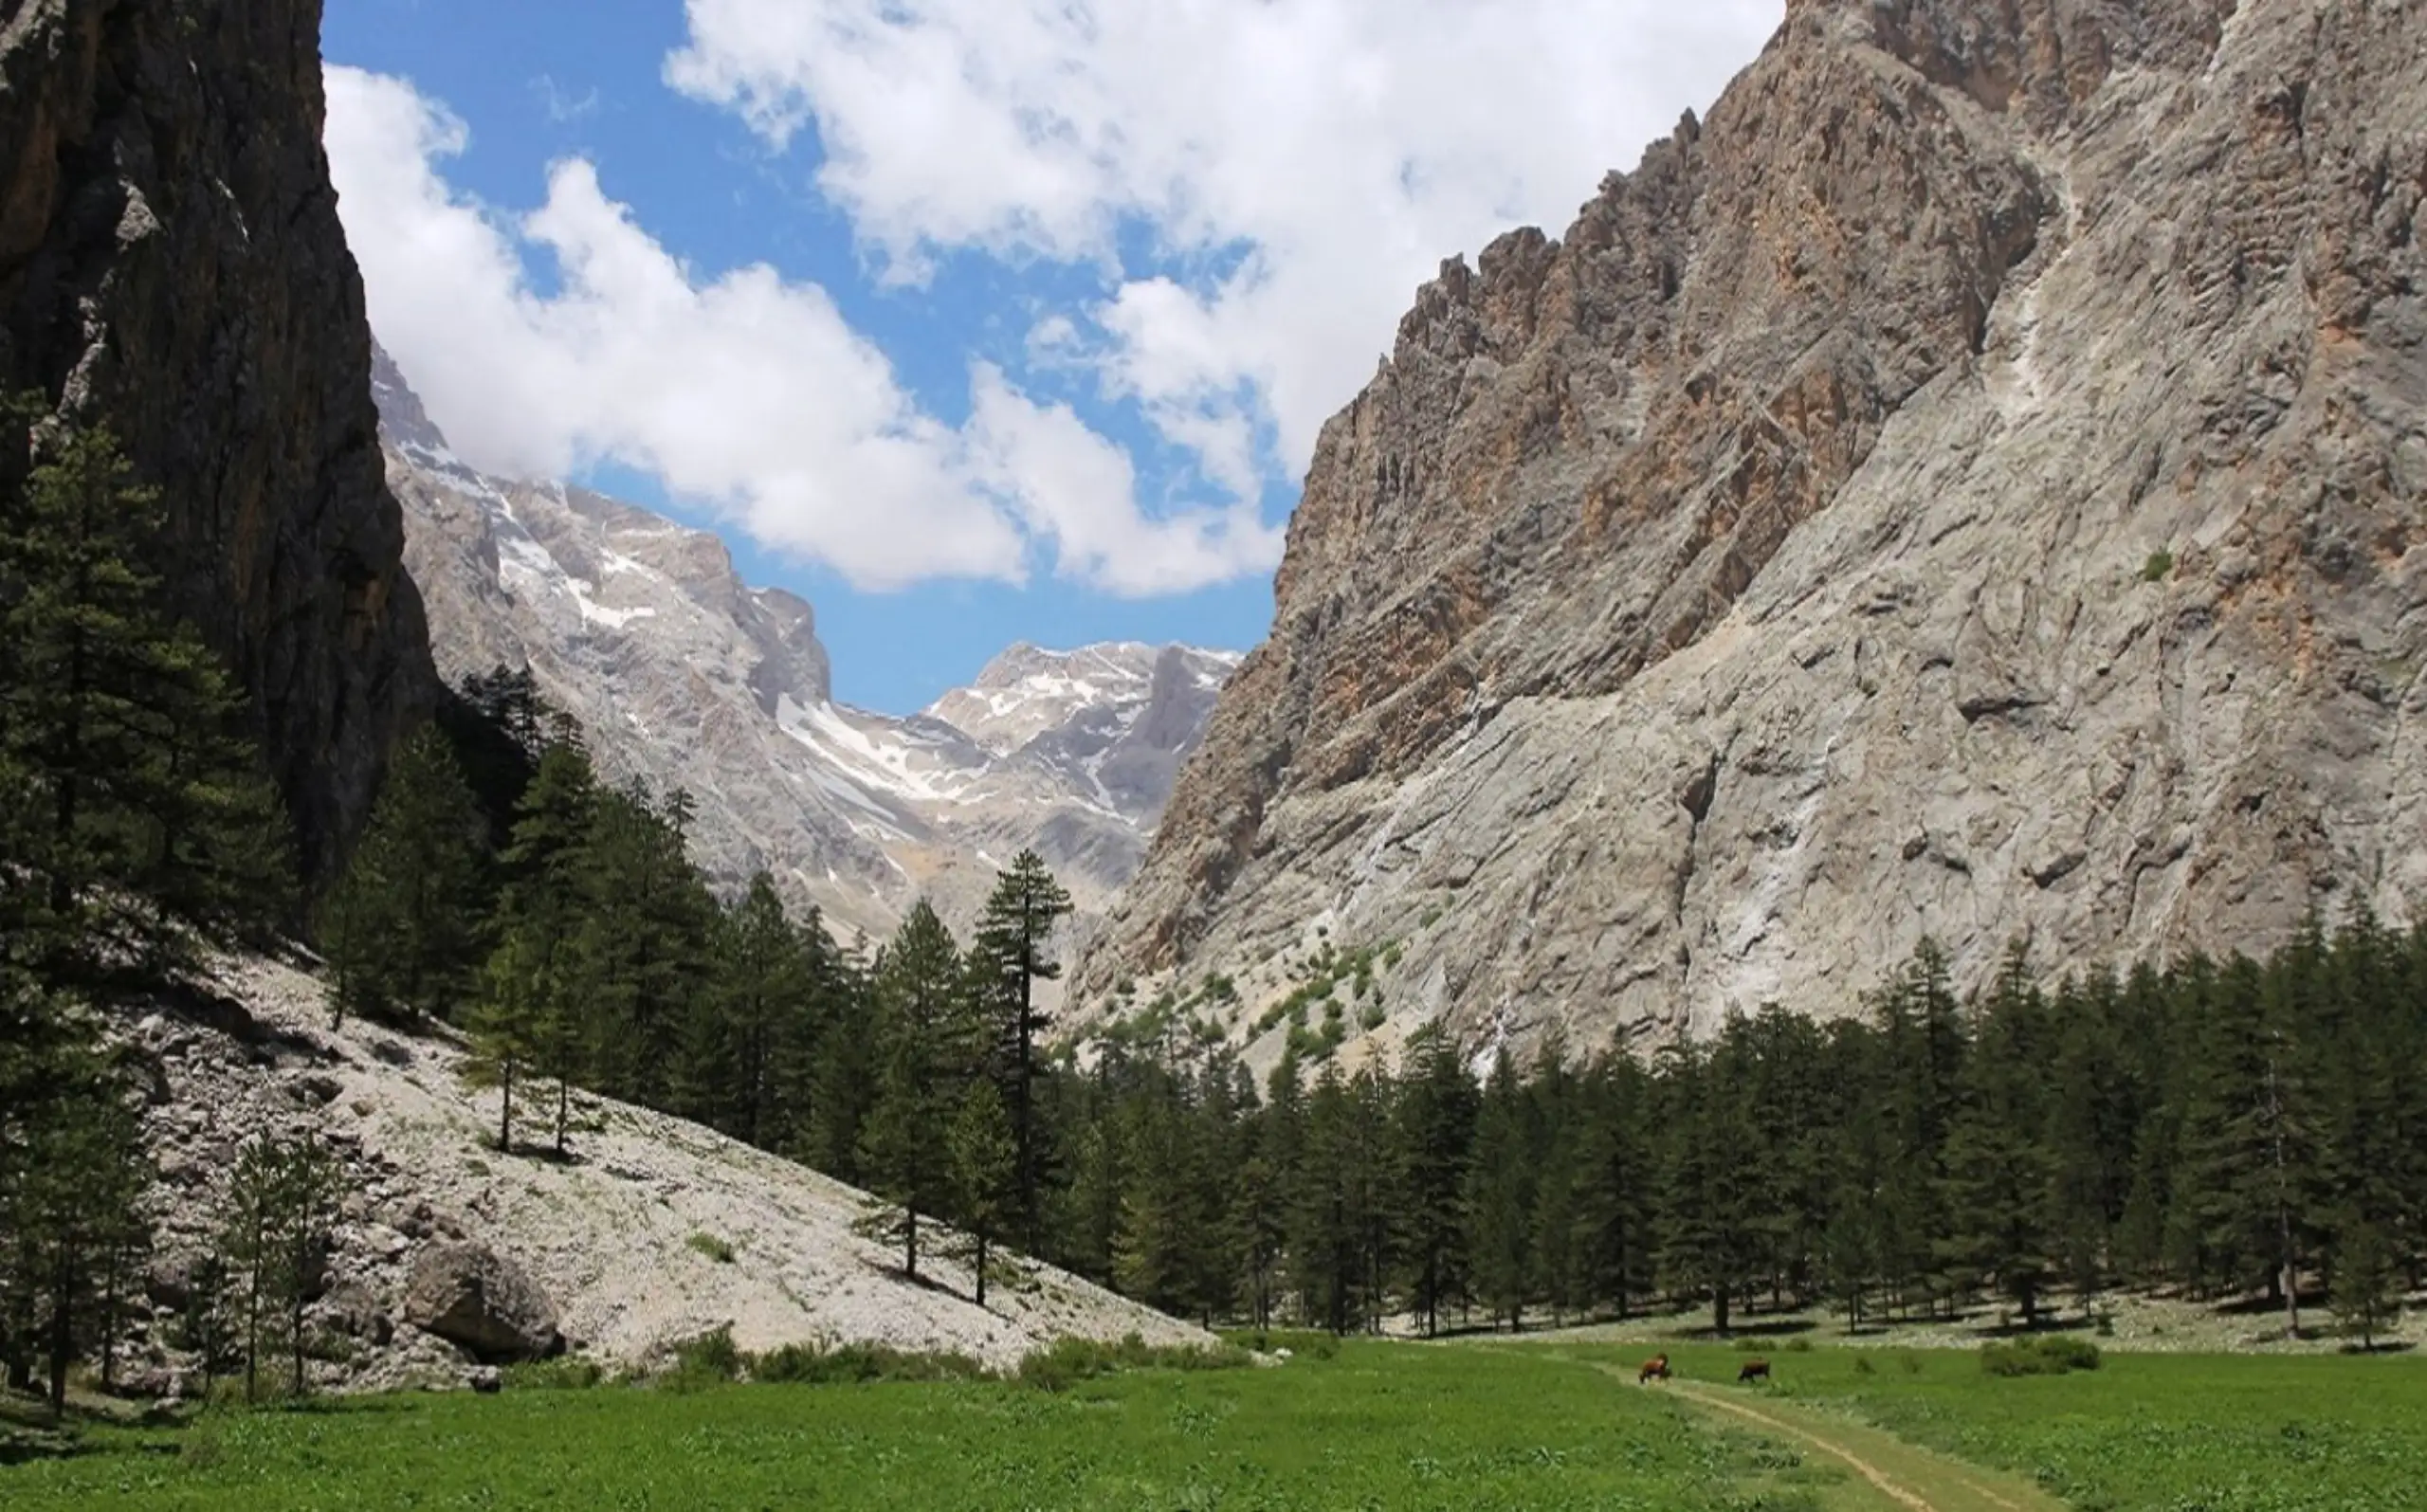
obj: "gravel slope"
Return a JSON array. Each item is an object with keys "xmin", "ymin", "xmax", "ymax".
[{"xmin": 118, "ymin": 954, "xmax": 1206, "ymax": 1394}]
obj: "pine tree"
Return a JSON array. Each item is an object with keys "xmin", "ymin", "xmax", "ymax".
[
  {"xmin": 465, "ymin": 927, "xmax": 547, "ymax": 1153},
  {"xmin": 1939, "ymin": 945, "xmax": 2055, "ymax": 1325},
  {"xmin": 804, "ymin": 938, "xmax": 878, "ymax": 1184},
  {"xmin": 2181, "ymin": 954, "xmax": 2324, "ymax": 1334},
  {"xmin": 172, "ymin": 1252, "xmax": 241, "ymax": 1393},
  {"xmin": 486, "ymin": 741, "xmax": 597, "ymax": 1156},
  {"xmin": 1655, "ymin": 1030, "xmax": 1762, "ymax": 1334},
  {"xmin": 768, "ymin": 911, "xmax": 848, "ymax": 1161},
  {"xmin": 948, "ymin": 1080, "xmax": 1017, "ymax": 1307},
  {"xmin": 1871, "ymin": 942, "xmax": 1964, "ymax": 1318},
  {"xmin": 219, "ymin": 1132, "xmax": 342, "ymax": 1401},
  {"xmin": 2332, "ymin": 1215, "xmax": 2403, "ymax": 1352},
  {"xmin": 1465, "ymin": 1047, "xmax": 1533, "ymax": 1331},
  {"xmin": 0, "ymin": 407, "xmax": 291, "ymax": 987},
  {"xmin": 2044, "ymin": 972, "xmax": 2133, "ymax": 1302},
  {"xmin": 1396, "ymin": 1024, "xmax": 1477, "ymax": 1336},
  {"xmin": 319, "ymin": 724, "xmax": 486, "ymax": 1026},
  {"xmin": 969, "ymin": 850, "xmax": 1074, "ymax": 1253},
  {"xmin": 575, "ymin": 783, "xmax": 717, "ymax": 1106},
  {"xmin": 442, "ymin": 665, "xmax": 551, "ymax": 849},
  {"xmin": 857, "ymin": 902, "xmax": 972, "ymax": 1279},
  {"xmin": 1291, "ymin": 1064, "xmax": 1366, "ymax": 1334},
  {"xmin": 1228, "ymin": 1150, "xmax": 1285, "ymax": 1331},
  {"xmin": 1572, "ymin": 1048, "xmax": 1655, "ymax": 1321},
  {"xmin": 0, "ymin": 1045, "xmax": 151, "ymax": 1417},
  {"xmin": 1529, "ymin": 1066, "xmax": 1587, "ymax": 1327},
  {"xmin": 1112, "ymin": 1087, "xmax": 1196, "ymax": 1315},
  {"xmin": 689, "ymin": 874, "xmax": 812, "ymax": 1145},
  {"xmin": 1233, "ymin": 1053, "xmax": 1307, "ymax": 1326}
]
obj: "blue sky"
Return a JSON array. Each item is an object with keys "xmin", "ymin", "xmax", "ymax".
[{"xmin": 322, "ymin": 0, "xmax": 1775, "ymax": 713}]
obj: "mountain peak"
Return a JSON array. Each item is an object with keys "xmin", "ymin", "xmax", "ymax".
[
  {"xmin": 931, "ymin": 642, "xmax": 1235, "ymax": 758},
  {"xmin": 368, "ymin": 340, "xmax": 452, "ymax": 461},
  {"xmin": 380, "ymin": 392, "xmax": 1235, "ymax": 939}
]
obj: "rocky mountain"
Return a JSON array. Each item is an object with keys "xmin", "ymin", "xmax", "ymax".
[
  {"xmin": 375, "ymin": 348, "xmax": 1236, "ymax": 938},
  {"xmin": 0, "ymin": 0, "xmax": 434, "ymax": 880},
  {"xmin": 1079, "ymin": 0, "xmax": 2427, "ymax": 1058},
  {"xmin": 110, "ymin": 955, "xmax": 1207, "ymax": 1395}
]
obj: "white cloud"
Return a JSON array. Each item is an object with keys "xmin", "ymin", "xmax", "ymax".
[
  {"xmin": 666, "ymin": 0, "xmax": 1780, "ymax": 479},
  {"xmin": 532, "ymin": 75, "xmax": 601, "ymax": 124},
  {"xmin": 324, "ymin": 66, "xmax": 1278, "ymax": 594},
  {"xmin": 966, "ymin": 365, "xmax": 1279, "ymax": 595}
]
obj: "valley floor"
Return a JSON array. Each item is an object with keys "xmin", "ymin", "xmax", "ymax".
[{"xmin": 7, "ymin": 1339, "xmax": 2423, "ymax": 1509}]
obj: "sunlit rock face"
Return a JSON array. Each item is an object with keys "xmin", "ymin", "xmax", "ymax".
[{"xmin": 1079, "ymin": 0, "xmax": 2427, "ymax": 1060}]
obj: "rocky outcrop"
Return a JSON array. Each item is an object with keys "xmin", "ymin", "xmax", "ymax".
[
  {"xmin": 106, "ymin": 955, "xmax": 1212, "ymax": 1395},
  {"xmin": 0, "ymin": 0, "xmax": 435, "ymax": 880},
  {"xmin": 1081, "ymin": 0, "xmax": 2427, "ymax": 1056},
  {"xmin": 403, "ymin": 1242, "xmax": 562, "ymax": 1362},
  {"xmin": 376, "ymin": 349, "xmax": 1234, "ymax": 938}
]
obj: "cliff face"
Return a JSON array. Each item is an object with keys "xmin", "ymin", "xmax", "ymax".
[
  {"xmin": 1081, "ymin": 0, "xmax": 2427, "ymax": 1056},
  {"xmin": 0, "ymin": 0, "xmax": 434, "ymax": 881}
]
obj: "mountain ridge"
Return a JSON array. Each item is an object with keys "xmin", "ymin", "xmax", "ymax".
[
  {"xmin": 374, "ymin": 346, "xmax": 1236, "ymax": 939},
  {"xmin": 1077, "ymin": 0, "xmax": 2427, "ymax": 1059}
]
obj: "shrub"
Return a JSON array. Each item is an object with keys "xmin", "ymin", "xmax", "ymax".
[
  {"xmin": 686, "ymin": 1232, "xmax": 737, "ymax": 1265},
  {"xmin": 1016, "ymin": 1334, "xmax": 1251, "ymax": 1392},
  {"xmin": 1784, "ymin": 1337, "xmax": 1814, "ymax": 1354},
  {"xmin": 2142, "ymin": 548, "xmax": 2174, "ymax": 582},
  {"xmin": 666, "ymin": 1325, "xmax": 743, "ymax": 1388},
  {"xmin": 506, "ymin": 1356, "xmax": 606, "ymax": 1391},
  {"xmin": 1980, "ymin": 1335, "xmax": 2103, "ymax": 1377},
  {"xmin": 749, "ymin": 1341, "xmax": 987, "ymax": 1385}
]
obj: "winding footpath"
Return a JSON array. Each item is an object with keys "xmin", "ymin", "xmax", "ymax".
[{"xmin": 1578, "ymin": 1357, "xmax": 2066, "ymax": 1512}]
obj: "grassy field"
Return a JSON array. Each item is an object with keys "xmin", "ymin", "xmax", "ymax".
[
  {"xmin": 1556, "ymin": 1339, "xmax": 2427, "ymax": 1511},
  {"xmin": 0, "ymin": 1342, "xmax": 1844, "ymax": 1511},
  {"xmin": 6, "ymin": 1339, "xmax": 2423, "ymax": 1509}
]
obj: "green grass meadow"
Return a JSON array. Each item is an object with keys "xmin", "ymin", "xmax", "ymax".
[
  {"xmin": 5, "ymin": 1339, "xmax": 2424, "ymax": 1509},
  {"xmin": 0, "ymin": 1343, "xmax": 1830, "ymax": 1511},
  {"xmin": 1560, "ymin": 1339, "xmax": 2427, "ymax": 1511}
]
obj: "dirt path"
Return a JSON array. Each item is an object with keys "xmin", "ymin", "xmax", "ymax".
[{"xmin": 1575, "ymin": 1358, "xmax": 2064, "ymax": 1512}]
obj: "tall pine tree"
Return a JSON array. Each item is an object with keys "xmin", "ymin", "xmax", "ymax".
[
  {"xmin": 319, "ymin": 723, "xmax": 486, "ymax": 1026},
  {"xmin": 969, "ymin": 850, "xmax": 1074, "ymax": 1253}
]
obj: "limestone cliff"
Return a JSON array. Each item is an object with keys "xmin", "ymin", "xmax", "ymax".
[
  {"xmin": 1080, "ymin": 0, "xmax": 2427, "ymax": 1057},
  {"xmin": 0, "ymin": 0, "xmax": 434, "ymax": 881}
]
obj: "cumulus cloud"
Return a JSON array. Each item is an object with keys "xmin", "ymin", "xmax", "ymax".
[
  {"xmin": 323, "ymin": 65, "xmax": 1282, "ymax": 593},
  {"xmin": 666, "ymin": 0, "xmax": 1780, "ymax": 479}
]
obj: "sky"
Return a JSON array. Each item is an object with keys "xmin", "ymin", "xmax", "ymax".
[{"xmin": 321, "ymin": 0, "xmax": 1779, "ymax": 714}]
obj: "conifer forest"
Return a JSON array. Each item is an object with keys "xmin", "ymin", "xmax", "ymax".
[{"xmin": 309, "ymin": 664, "xmax": 2427, "ymax": 1352}]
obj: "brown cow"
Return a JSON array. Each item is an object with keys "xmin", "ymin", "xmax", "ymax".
[
  {"xmin": 1637, "ymin": 1353, "xmax": 1670, "ymax": 1384},
  {"xmin": 1737, "ymin": 1357, "xmax": 1771, "ymax": 1384}
]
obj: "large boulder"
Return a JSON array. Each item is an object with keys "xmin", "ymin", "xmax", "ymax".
[{"xmin": 401, "ymin": 1242, "xmax": 561, "ymax": 1362}]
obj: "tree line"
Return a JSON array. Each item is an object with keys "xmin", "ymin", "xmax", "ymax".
[
  {"xmin": 1059, "ymin": 927, "xmax": 2421, "ymax": 1350},
  {"xmin": 329, "ymin": 672, "xmax": 2427, "ymax": 1348}
]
